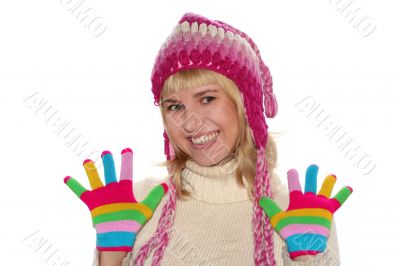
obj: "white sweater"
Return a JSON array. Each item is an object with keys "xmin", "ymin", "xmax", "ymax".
[{"xmin": 93, "ymin": 158, "xmax": 340, "ymax": 265}]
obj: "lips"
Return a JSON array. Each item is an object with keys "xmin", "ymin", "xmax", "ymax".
[
  {"xmin": 186, "ymin": 131, "xmax": 220, "ymax": 152},
  {"xmin": 188, "ymin": 135, "xmax": 218, "ymax": 149},
  {"xmin": 188, "ymin": 130, "xmax": 220, "ymax": 140}
]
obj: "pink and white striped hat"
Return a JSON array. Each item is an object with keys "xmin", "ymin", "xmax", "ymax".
[{"xmin": 151, "ymin": 12, "xmax": 278, "ymax": 160}]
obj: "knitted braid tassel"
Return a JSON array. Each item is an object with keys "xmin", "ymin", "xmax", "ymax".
[{"xmin": 253, "ymin": 147, "xmax": 276, "ymax": 265}]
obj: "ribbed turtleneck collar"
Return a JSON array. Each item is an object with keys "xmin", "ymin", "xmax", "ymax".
[{"xmin": 181, "ymin": 157, "xmax": 251, "ymax": 204}]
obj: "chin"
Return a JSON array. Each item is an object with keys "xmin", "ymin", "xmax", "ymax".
[{"xmin": 190, "ymin": 152, "xmax": 232, "ymax": 166}]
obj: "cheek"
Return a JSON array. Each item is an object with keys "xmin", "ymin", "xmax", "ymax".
[
  {"xmin": 216, "ymin": 102, "xmax": 238, "ymax": 127},
  {"xmin": 165, "ymin": 114, "xmax": 180, "ymax": 130},
  {"xmin": 164, "ymin": 118, "xmax": 178, "ymax": 138},
  {"xmin": 165, "ymin": 117, "xmax": 186, "ymax": 144}
]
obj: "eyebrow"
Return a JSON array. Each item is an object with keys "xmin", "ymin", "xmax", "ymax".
[{"xmin": 161, "ymin": 89, "xmax": 219, "ymax": 104}]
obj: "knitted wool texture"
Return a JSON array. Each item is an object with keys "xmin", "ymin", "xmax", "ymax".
[
  {"xmin": 63, "ymin": 149, "xmax": 169, "ymax": 252},
  {"xmin": 151, "ymin": 13, "xmax": 278, "ymax": 152},
  {"xmin": 138, "ymin": 12, "xmax": 279, "ymax": 265}
]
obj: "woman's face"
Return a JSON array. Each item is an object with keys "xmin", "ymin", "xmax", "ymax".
[{"xmin": 162, "ymin": 83, "xmax": 239, "ymax": 166}]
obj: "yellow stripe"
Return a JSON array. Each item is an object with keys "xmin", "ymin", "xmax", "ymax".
[
  {"xmin": 318, "ymin": 175, "xmax": 336, "ymax": 198},
  {"xmin": 91, "ymin": 203, "xmax": 153, "ymax": 219},
  {"xmin": 270, "ymin": 208, "xmax": 332, "ymax": 227},
  {"xmin": 84, "ymin": 161, "xmax": 103, "ymax": 190}
]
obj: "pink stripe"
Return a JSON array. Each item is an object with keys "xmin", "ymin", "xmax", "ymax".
[
  {"xmin": 280, "ymin": 224, "xmax": 330, "ymax": 239},
  {"xmin": 97, "ymin": 246, "xmax": 132, "ymax": 252},
  {"xmin": 290, "ymin": 250, "xmax": 320, "ymax": 259},
  {"xmin": 95, "ymin": 220, "xmax": 141, "ymax": 233},
  {"xmin": 287, "ymin": 169, "xmax": 302, "ymax": 193},
  {"xmin": 120, "ymin": 150, "xmax": 133, "ymax": 181}
]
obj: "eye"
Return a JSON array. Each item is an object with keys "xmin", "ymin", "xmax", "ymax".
[
  {"xmin": 167, "ymin": 104, "xmax": 183, "ymax": 111},
  {"xmin": 203, "ymin": 96, "xmax": 215, "ymax": 102},
  {"xmin": 166, "ymin": 96, "xmax": 215, "ymax": 112}
]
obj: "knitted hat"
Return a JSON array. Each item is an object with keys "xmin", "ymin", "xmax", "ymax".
[
  {"xmin": 151, "ymin": 12, "xmax": 278, "ymax": 158},
  {"xmin": 150, "ymin": 13, "xmax": 278, "ymax": 265}
]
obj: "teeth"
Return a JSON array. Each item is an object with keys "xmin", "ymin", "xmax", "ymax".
[{"xmin": 191, "ymin": 131, "xmax": 219, "ymax": 145}]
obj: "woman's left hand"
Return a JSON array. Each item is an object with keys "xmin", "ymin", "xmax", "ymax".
[{"xmin": 258, "ymin": 164, "xmax": 353, "ymax": 260}]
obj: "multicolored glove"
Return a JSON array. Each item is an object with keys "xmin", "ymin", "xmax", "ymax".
[
  {"xmin": 63, "ymin": 148, "xmax": 168, "ymax": 252},
  {"xmin": 259, "ymin": 164, "xmax": 352, "ymax": 260}
]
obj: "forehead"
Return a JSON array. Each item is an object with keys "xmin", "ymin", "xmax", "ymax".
[
  {"xmin": 160, "ymin": 69, "xmax": 230, "ymax": 103},
  {"xmin": 161, "ymin": 83, "xmax": 222, "ymax": 103}
]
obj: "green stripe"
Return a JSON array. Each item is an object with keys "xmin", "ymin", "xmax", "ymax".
[
  {"xmin": 334, "ymin": 187, "xmax": 352, "ymax": 205},
  {"xmin": 142, "ymin": 184, "xmax": 165, "ymax": 212},
  {"xmin": 93, "ymin": 210, "xmax": 147, "ymax": 225},
  {"xmin": 259, "ymin": 197, "xmax": 282, "ymax": 218},
  {"xmin": 276, "ymin": 216, "xmax": 331, "ymax": 232},
  {"xmin": 66, "ymin": 178, "xmax": 87, "ymax": 198}
]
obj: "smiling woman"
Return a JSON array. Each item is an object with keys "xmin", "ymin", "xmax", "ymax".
[
  {"xmin": 156, "ymin": 67, "xmax": 276, "ymax": 202},
  {"xmin": 160, "ymin": 69, "xmax": 240, "ymax": 167},
  {"xmin": 67, "ymin": 12, "xmax": 351, "ymax": 266}
]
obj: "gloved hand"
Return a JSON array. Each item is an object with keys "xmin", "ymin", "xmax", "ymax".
[
  {"xmin": 258, "ymin": 164, "xmax": 352, "ymax": 260},
  {"xmin": 64, "ymin": 148, "xmax": 168, "ymax": 251}
]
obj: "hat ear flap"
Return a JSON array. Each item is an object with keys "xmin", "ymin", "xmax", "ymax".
[
  {"xmin": 163, "ymin": 130, "xmax": 176, "ymax": 161},
  {"xmin": 168, "ymin": 140, "xmax": 176, "ymax": 160}
]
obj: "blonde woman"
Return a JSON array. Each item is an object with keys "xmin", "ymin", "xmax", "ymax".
[{"xmin": 65, "ymin": 13, "xmax": 352, "ymax": 265}]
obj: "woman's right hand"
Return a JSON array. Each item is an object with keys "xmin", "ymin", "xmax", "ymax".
[{"xmin": 64, "ymin": 148, "xmax": 169, "ymax": 252}]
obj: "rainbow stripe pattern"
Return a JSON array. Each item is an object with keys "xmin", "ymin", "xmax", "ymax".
[
  {"xmin": 64, "ymin": 148, "xmax": 168, "ymax": 251},
  {"xmin": 259, "ymin": 164, "xmax": 352, "ymax": 259}
]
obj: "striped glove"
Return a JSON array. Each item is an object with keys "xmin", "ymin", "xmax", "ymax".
[
  {"xmin": 63, "ymin": 148, "xmax": 168, "ymax": 251},
  {"xmin": 259, "ymin": 164, "xmax": 352, "ymax": 260}
]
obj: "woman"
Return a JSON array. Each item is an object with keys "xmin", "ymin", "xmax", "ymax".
[{"xmin": 64, "ymin": 12, "xmax": 352, "ymax": 265}]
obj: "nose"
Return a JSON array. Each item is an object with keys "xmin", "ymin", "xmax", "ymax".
[{"xmin": 182, "ymin": 111, "xmax": 203, "ymax": 134}]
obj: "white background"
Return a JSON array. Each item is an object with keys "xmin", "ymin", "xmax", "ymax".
[{"xmin": 0, "ymin": 1, "xmax": 398, "ymax": 265}]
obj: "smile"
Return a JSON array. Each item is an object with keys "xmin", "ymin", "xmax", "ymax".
[{"xmin": 190, "ymin": 130, "xmax": 220, "ymax": 145}]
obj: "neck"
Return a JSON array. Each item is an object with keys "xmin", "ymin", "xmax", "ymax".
[{"xmin": 181, "ymin": 157, "xmax": 251, "ymax": 204}]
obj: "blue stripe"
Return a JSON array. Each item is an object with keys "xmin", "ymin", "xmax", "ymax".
[
  {"xmin": 305, "ymin": 164, "xmax": 318, "ymax": 193},
  {"xmin": 96, "ymin": 232, "xmax": 136, "ymax": 248},
  {"xmin": 102, "ymin": 153, "xmax": 117, "ymax": 184},
  {"xmin": 286, "ymin": 233, "xmax": 327, "ymax": 252}
]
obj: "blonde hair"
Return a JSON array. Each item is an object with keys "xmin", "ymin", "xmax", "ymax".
[{"xmin": 157, "ymin": 68, "xmax": 278, "ymax": 200}]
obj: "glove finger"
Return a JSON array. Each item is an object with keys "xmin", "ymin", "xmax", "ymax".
[
  {"xmin": 287, "ymin": 168, "xmax": 302, "ymax": 193},
  {"xmin": 141, "ymin": 183, "xmax": 169, "ymax": 212},
  {"xmin": 317, "ymin": 174, "xmax": 336, "ymax": 198},
  {"xmin": 305, "ymin": 164, "xmax": 319, "ymax": 194},
  {"xmin": 258, "ymin": 197, "xmax": 282, "ymax": 219},
  {"xmin": 332, "ymin": 186, "xmax": 353, "ymax": 210},
  {"xmin": 101, "ymin": 151, "xmax": 117, "ymax": 185},
  {"xmin": 120, "ymin": 148, "xmax": 133, "ymax": 181},
  {"xmin": 83, "ymin": 159, "xmax": 104, "ymax": 190},
  {"xmin": 64, "ymin": 176, "xmax": 88, "ymax": 198}
]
